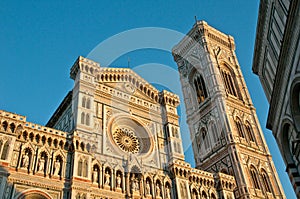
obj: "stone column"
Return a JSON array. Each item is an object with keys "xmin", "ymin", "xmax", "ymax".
[
  {"xmin": 122, "ymin": 173, "xmax": 126, "ymax": 193},
  {"xmin": 125, "ymin": 172, "xmax": 130, "ymax": 196},
  {"xmin": 100, "ymin": 165, "xmax": 104, "ymax": 188},
  {"xmin": 112, "ymin": 169, "xmax": 115, "ymax": 191}
]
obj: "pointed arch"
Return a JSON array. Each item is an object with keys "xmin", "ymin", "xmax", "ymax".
[
  {"xmin": 260, "ymin": 168, "xmax": 272, "ymax": 193},
  {"xmin": 81, "ymin": 112, "xmax": 85, "ymax": 124},
  {"xmin": 245, "ymin": 121, "xmax": 255, "ymax": 142},
  {"xmin": 219, "ymin": 63, "xmax": 239, "ymax": 98},
  {"xmin": 82, "ymin": 96, "xmax": 86, "ymax": 108},
  {"xmin": 2, "ymin": 121, "xmax": 8, "ymax": 131},
  {"xmin": 85, "ymin": 113, "xmax": 90, "ymax": 126},
  {"xmin": 78, "ymin": 158, "xmax": 83, "ymax": 176},
  {"xmin": 249, "ymin": 165, "xmax": 260, "ymax": 189},
  {"xmin": 83, "ymin": 159, "xmax": 88, "ymax": 177},
  {"xmin": 201, "ymin": 127, "xmax": 210, "ymax": 150},
  {"xmin": 191, "ymin": 70, "xmax": 208, "ymax": 104},
  {"xmin": 235, "ymin": 117, "xmax": 245, "ymax": 138},
  {"xmin": 209, "ymin": 121, "xmax": 218, "ymax": 144},
  {"xmin": 86, "ymin": 98, "xmax": 91, "ymax": 109}
]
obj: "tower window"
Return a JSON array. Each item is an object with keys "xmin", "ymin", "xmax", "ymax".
[
  {"xmin": 250, "ymin": 166, "xmax": 261, "ymax": 189},
  {"xmin": 220, "ymin": 67, "xmax": 239, "ymax": 97},
  {"xmin": 86, "ymin": 98, "xmax": 91, "ymax": 109},
  {"xmin": 86, "ymin": 114, "xmax": 90, "ymax": 126},
  {"xmin": 81, "ymin": 112, "xmax": 85, "ymax": 124},
  {"xmin": 235, "ymin": 118, "xmax": 245, "ymax": 138},
  {"xmin": 82, "ymin": 96, "xmax": 86, "ymax": 108},
  {"xmin": 201, "ymin": 128, "xmax": 210, "ymax": 150},
  {"xmin": 261, "ymin": 169, "xmax": 272, "ymax": 193},
  {"xmin": 210, "ymin": 123, "xmax": 218, "ymax": 144},
  {"xmin": 245, "ymin": 122, "xmax": 255, "ymax": 142},
  {"xmin": 78, "ymin": 158, "xmax": 83, "ymax": 176},
  {"xmin": 193, "ymin": 73, "xmax": 208, "ymax": 104}
]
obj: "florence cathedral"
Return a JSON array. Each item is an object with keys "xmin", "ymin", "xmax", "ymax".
[{"xmin": 0, "ymin": 21, "xmax": 286, "ymax": 199}]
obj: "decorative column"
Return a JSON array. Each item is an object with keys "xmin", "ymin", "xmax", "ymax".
[
  {"xmin": 112, "ymin": 169, "xmax": 115, "ymax": 191},
  {"xmin": 122, "ymin": 173, "xmax": 126, "ymax": 193},
  {"xmin": 125, "ymin": 172, "xmax": 130, "ymax": 196},
  {"xmin": 100, "ymin": 165, "xmax": 104, "ymax": 188}
]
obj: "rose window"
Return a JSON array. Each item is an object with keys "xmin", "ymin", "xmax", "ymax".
[{"xmin": 113, "ymin": 128, "xmax": 140, "ymax": 153}]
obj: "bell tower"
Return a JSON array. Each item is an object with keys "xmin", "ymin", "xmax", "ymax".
[{"xmin": 173, "ymin": 21, "xmax": 285, "ymax": 199}]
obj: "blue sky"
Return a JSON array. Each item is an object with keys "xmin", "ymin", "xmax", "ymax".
[{"xmin": 0, "ymin": 1, "xmax": 295, "ymax": 198}]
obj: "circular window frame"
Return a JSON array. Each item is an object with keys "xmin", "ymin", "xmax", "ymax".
[{"xmin": 107, "ymin": 114, "xmax": 154, "ymax": 157}]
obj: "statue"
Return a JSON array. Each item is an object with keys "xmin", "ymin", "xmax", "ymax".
[
  {"xmin": 38, "ymin": 156, "xmax": 45, "ymax": 172},
  {"xmin": 135, "ymin": 179, "xmax": 139, "ymax": 191},
  {"xmin": 146, "ymin": 181, "xmax": 151, "ymax": 195},
  {"xmin": 53, "ymin": 160, "xmax": 61, "ymax": 176},
  {"xmin": 131, "ymin": 176, "xmax": 139, "ymax": 191},
  {"xmin": 131, "ymin": 177, "xmax": 136, "ymax": 191},
  {"xmin": 21, "ymin": 152, "xmax": 29, "ymax": 168},
  {"xmin": 93, "ymin": 168, "xmax": 98, "ymax": 183},
  {"xmin": 116, "ymin": 174, "xmax": 122, "ymax": 188},
  {"xmin": 104, "ymin": 171, "xmax": 110, "ymax": 185},
  {"xmin": 166, "ymin": 186, "xmax": 171, "ymax": 198},
  {"xmin": 156, "ymin": 183, "xmax": 161, "ymax": 197}
]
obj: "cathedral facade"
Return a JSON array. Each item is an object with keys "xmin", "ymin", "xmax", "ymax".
[{"xmin": 0, "ymin": 21, "xmax": 284, "ymax": 199}]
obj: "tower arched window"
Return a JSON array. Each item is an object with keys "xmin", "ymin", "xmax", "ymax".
[
  {"xmin": 81, "ymin": 112, "xmax": 85, "ymax": 125},
  {"xmin": 200, "ymin": 128, "xmax": 210, "ymax": 150},
  {"xmin": 250, "ymin": 166, "xmax": 260, "ymax": 189},
  {"xmin": 78, "ymin": 158, "xmax": 83, "ymax": 176},
  {"xmin": 210, "ymin": 122, "xmax": 218, "ymax": 144},
  {"xmin": 235, "ymin": 118, "xmax": 245, "ymax": 138},
  {"xmin": 86, "ymin": 98, "xmax": 91, "ymax": 109},
  {"xmin": 245, "ymin": 122, "xmax": 255, "ymax": 142},
  {"xmin": 86, "ymin": 114, "xmax": 90, "ymax": 126},
  {"xmin": 82, "ymin": 96, "xmax": 86, "ymax": 108},
  {"xmin": 83, "ymin": 160, "xmax": 88, "ymax": 177},
  {"xmin": 261, "ymin": 169, "xmax": 272, "ymax": 193},
  {"xmin": 220, "ymin": 66, "xmax": 239, "ymax": 97},
  {"xmin": 193, "ymin": 73, "xmax": 208, "ymax": 104}
]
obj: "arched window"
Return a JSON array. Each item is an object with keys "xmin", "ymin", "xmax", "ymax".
[
  {"xmin": 1, "ymin": 141, "xmax": 9, "ymax": 160},
  {"xmin": 201, "ymin": 128, "xmax": 210, "ymax": 150},
  {"xmin": 83, "ymin": 160, "xmax": 88, "ymax": 177},
  {"xmin": 235, "ymin": 118, "xmax": 245, "ymax": 138},
  {"xmin": 82, "ymin": 96, "xmax": 86, "ymax": 108},
  {"xmin": 81, "ymin": 112, "xmax": 85, "ymax": 124},
  {"xmin": 86, "ymin": 98, "xmax": 91, "ymax": 109},
  {"xmin": 245, "ymin": 122, "xmax": 255, "ymax": 142},
  {"xmin": 78, "ymin": 158, "xmax": 83, "ymax": 176},
  {"xmin": 177, "ymin": 142, "xmax": 181, "ymax": 153},
  {"xmin": 9, "ymin": 123, "xmax": 15, "ymax": 133},
  {"xmin": 210, "ymin": 122, "xmax": 218, "ymax": 145},
  {"xmin": 86, "ymin": 114, "xmax": 90, "ymax": 126},
  {"xmin": 2, "ymin": 121, "xmax": 8, "ymax": 131},
  {"xmin": 261, "ymin": 169, "xmax": 272, "ymax": 193},
  {"xmin": 211, "ymin": 193, "xmax": 217, "ymax": 199},
  {"xmin": 220, "ymin": 67, "xmax": 238, "ymax": 97},
  {"xmin": 250, "ymin": 166, "xmax": 260, "ymax": 189},
  {"xmin": 193, "ymin": 73, "xmax": 208, "ymax": 104}
]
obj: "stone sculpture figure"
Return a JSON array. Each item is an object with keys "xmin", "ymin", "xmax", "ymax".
[{"xmin": 22, "ymin": 152, "xmax": 29, "ymax": 168}]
